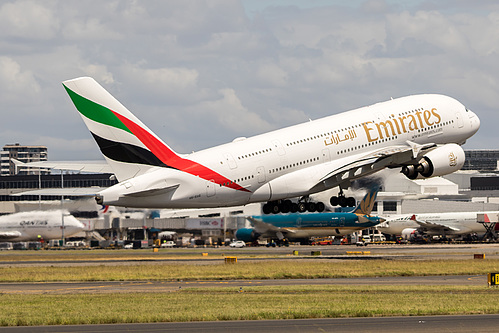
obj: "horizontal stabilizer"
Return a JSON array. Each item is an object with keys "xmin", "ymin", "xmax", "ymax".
[{"xmin": 123, "ymin": 184, "xmax": 180, "ymax": 197}]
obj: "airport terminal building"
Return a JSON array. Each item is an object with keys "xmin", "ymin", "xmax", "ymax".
[{"xmin": 1, "ymin": 145, "xmax": 499, "ymax": 245}]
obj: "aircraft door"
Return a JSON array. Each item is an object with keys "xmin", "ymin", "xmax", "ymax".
[
  {"xmin": 321, "ymin": 149, "xmax": 331, "ymax": 162},
  {"xmin": 340, "ymin": 217, "xmax": 345, "ymax": 227},
  {"xmin": 223, "ymin": 153, "xmax": 238, "ymax": 169},
  {"xmin": 456, "ymin": 112, "xmax": 464, "ymax": 128},
  {"xmin": 271, "ymin": 140, "xmax": 286, "ymax": 156},
  {"xmin": 256, "ymin": 166, "xmax": 266, "ymax": 183},
  {"xmin": 206, "ymin": 180, "xmax": 216, "ymax": 197}
]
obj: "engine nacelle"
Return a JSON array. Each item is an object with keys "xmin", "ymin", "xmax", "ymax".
[
  {"xmin": 235, "ymin": 228, "xmax": 260, "ymax": 242},
  {"xmin": 401, "ymin": 228, "xmax": 418, "ymax": 241},
  {"xmin": 401, "ymin": 143, "xmax": 465, "ymax": 179}
]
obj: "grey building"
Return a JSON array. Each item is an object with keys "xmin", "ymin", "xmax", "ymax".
[{"xmin": 1, "ymin": 143, "xmax": 48, "ymax": 176}]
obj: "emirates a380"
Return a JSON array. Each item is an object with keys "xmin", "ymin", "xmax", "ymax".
[{"xmin": 61, "ymin": 77, "xmax": 480, "ymax": 212}]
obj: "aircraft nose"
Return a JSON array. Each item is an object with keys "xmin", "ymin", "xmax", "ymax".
[{"xmin": 467, "ymin": 108, "xmax": 480, "ymax": 135}]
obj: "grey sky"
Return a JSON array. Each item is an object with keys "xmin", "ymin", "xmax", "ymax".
[{"xmin": 0, "ymin": 0, "xmax": 496, "ymax": 160}]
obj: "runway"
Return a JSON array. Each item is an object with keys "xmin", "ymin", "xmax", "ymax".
[
  {"xmin": 0, "ymin": 275, "xmax": 487, "ymax": 294},
  {"xmin": 1, "ymin": 243, "xmax": 498, "ymax": 266},
  {"xmin": 1, "ymin": 244, "xmax": 497, "ymax": 331},
  {"xmin": 2, "ymin": 315, "xmax": 499, "ymax": 333}
]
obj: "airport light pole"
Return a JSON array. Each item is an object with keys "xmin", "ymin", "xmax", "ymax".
[{"xmin": 61, "ymin": 170, "xmax": 64, "ymax": 246}]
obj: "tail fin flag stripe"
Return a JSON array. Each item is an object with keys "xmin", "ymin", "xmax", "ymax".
[
  {"xmin": 64, "ymin": 80, "xmax": 249, "ymax": 193},
  {"xmin": 91, "ymin": 133, "xmax": 168, "ymax": 168},
  {"xmin": 64, "ymin": 85, "xmax": 132, "ymax": 134}
]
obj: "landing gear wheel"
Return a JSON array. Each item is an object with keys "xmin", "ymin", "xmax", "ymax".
[
  {"xmin": 306, "ymin": 202, "xmax": 316, "ymax": 212},
  {"xmin": 330, "ymin": 196, "xmax": 339, "ymax": 206},
  {"xmin": 339, "ymin": 196, "xmax": 347, "ymax": 207},
  {"xmin": 347, "ymin": 197, "xmax": 356, "ymax": 207},
  {"xmin": 263, "ymin": 203, "xmax": 272, "ymax": 214},
  {"xmin": 290, "ymin": 203, "xmax": 299, "ymax": 213},
  {"xmin": 271, "ymin": 203, "xmax": 280, "ymax": 214},
  {"xmin": 316, "ymin": 202, "xmax": 325, "ymax": 212},
  {"xmin": 280, "ymin": 200, "xmax": 292, "ymax": 214},
  {"xmin": 298, "ymin": 202, "xmax": 307, "ymax": 213}
]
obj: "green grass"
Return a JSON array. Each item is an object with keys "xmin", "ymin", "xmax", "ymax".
[
  {"xmin": 1, "ymin": 259, "xmax": 498, "ymax": 282},
  {"xmin": 0, "ymin": 285, "xmax": 498, "ymax": 326}
]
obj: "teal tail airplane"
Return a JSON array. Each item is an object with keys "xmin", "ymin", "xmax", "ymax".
[{"xmin": 236, "ymin": 186, "xmax": 384, "ymax": 243}]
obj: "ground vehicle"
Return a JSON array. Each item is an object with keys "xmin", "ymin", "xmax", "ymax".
[
  {"xmin": 160, "ymin": 241, "xmax": 176, "ymax": 248},
  {"xmin": 124, "ymin": 243, "xmax": 133, "ymax": 249},
  {"xmin": 229, "ymin": 240, "xmax": 246, "ymax": 248}
]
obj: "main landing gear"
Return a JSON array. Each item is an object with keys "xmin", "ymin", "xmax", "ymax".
[
  {"xmin": 262, "ymin": 198, "xmax": 325, "ymax": 214},
  {"xmin": 329, "ymin": 189, "xmax": 356, "ymax": 208}
]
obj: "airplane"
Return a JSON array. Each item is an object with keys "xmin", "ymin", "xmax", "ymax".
[
  {"xmin": 377, "ymin": 211, "xmax": 499, "ymax": 240},
  {"xmin": 0, "ymin": 210, "xmax": 84, "ymax": 241},
  {"xmin": 57, "ymin": 77, "xmax": 479, "ymax": 212},
  {"xmin": 235, "ymin": 186, "xmax": 384, "ymax": 243}
]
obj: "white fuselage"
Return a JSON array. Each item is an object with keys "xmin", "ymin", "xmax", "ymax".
[
  {"xmin": 100, "ymin": 94, "xmax": 480, "ymax": 208},
  {"xmin": 0, "ymin": 211, "xmax": 84, "ymax": 241},
  {"xmin": 378, "ymin": 211, "xmax": 497, "ymax": 236}
]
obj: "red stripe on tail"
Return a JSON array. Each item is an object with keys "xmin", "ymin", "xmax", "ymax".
[{"xmin": 112, "ymin": 111, "xmax": 249, "ymax": 192}]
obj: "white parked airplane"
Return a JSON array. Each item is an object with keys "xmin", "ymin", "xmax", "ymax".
[
  {"xmin": 59, "ymin": 77, "xmax": 479, "ymax": 211},
  {"xmin": 377, "ymin": 212, "xmax": 497, "ymax": 239},
  {"xmin": 0, "ymin": 210, "xmax": 84, "ymax": 241}
]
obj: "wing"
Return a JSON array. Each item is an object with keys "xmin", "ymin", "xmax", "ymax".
[
  {"xmin": 0, "ymin": 231, "xmax": 22, "ymax": 240},
  {"xmin": 267, "ymin": 141, "xmax": 436, "ymax": 198},
  {"xmin": 11, "ymin": 159, "xmax": 112, "ymax": 173},
  {"xmin": 246, "ymin": 217, "xmax": 296, "ymax": 239},
  {"xmin": 313, "ymin": 141, "xmax": 436, "ymax": 192},
  {"xmin": 412, "ymin": 217, "xmax": 461, "ymax": 233},
  {"xmin": 12, "ymin": 187, "xmax": 106, "ymax": 197}
]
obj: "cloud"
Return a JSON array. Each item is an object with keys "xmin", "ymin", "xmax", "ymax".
[
  {"xmin": 198, "ymin": 88, "xmax": 273, "ymax": 133},
  {"xmin": 0, "ymin": 0, "xmax": 59, "ymax": 40},
  {"xmin": 0, "ymin": 0, "xmax": 497, "ymax": 160},
  {"xmin": 0, "ymin": 56, "xmax": 40, "ymax": 103}
]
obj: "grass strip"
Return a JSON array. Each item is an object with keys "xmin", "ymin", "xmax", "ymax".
[
  {"xmin": 0, "ymin": 259, "xmax": 498, "ymax": 282},
  {"xmin": 0, "ymin": 285, "xmax": 498, "ymax": 326}
]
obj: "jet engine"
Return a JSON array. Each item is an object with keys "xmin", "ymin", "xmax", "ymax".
[
  {"xmin": 401, "ymin": 143, "xmax": 465, "ymax": 180},
  {"xmin": 235, "ymin": 228, "xmax": 260, "ymax": 242},
  {"xmin": 401, "ymin": 228, "xmax": 418, "ymax": 241}
]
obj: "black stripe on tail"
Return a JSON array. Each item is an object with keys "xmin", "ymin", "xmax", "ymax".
[{"xmin": 91, "ymin": 133, "xmax": 169, "ymax": 168}]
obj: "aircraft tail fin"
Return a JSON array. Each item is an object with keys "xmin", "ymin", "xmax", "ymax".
[
  {"xmin": 62, "ymin": 77, "xmax": 179, "ymax": 181},
  {"xmin": 351, "ymin": 186, "xmax": 381, "ymax": 215}
]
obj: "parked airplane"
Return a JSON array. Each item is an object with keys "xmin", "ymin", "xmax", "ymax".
[
  {"xmin": 377, "ymin": 211, "xmax": 498, "ymax": 239},
  {"xmin": 0, "ymin": 210, "xmax": 84, "ymax": 241},
  {"xmin": 235, "ymin": 187, "xmax": 384, "ymax": 242},
  {"xmin": 59, "ymin": 77, "xmax": 479, "ymax": 211}
]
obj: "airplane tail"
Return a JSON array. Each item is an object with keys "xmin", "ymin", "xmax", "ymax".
[
  {"xmin": 62, "ymin": 77, "xmax": 180, "ymax": 181},
  {"xmin": 351, "ymin": 186, "xmax": 381, "ymax": 215}
]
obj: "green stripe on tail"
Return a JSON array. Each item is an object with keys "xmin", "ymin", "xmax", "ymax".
[{"xmin": 63, "ymin": 85, "xmax": 132, "ymax": 134}]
